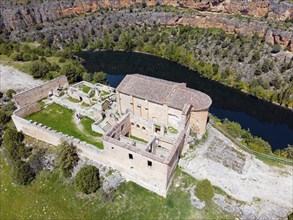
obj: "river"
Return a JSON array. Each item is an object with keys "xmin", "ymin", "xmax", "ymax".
[{"xmin": 78, "ymin": 51, "xmax": 293, "ymax": 151}]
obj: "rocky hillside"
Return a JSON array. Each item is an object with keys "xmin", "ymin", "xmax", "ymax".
[
  {"xmin": 0, "ymin": 0, "xmax": 292, "ymax": 51},
  {"xmin": 0, "ymin": 0, "xmax": 292, "ymax": 107}
]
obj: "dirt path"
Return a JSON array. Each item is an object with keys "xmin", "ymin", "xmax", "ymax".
[
  {"xmin": 0, "ymin": 64, "xmax": 43, "ymax": 92},
  {"xmin": 180, "ymin": 125, "xmax": 293, "ymax": 218},
  {"xmin": 72, "ymin": 114, "xmax": 101, "ymax": 141}
]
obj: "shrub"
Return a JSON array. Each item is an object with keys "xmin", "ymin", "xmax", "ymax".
[
  {"xmin": 261, "ymin": 59, "xmax": 274, "ymax": 73},
  {"xmin": 10, "ymin": 52, "xmax": 23, "ymax": 61},
  {"xmin": 0, "ymin": 109, "xmax": 10, "ymax": 125},
  {"xmin": 75, "ymin": 165, "xmax": 100, "ymax": 194},
  {"xmin": 195, "ymin": 179, "xmax": 214, "ymax": 202},
  {"xmin": 92, "ymin": 71, "xmax": 107, "ymax": 84},
  {"xmin": 271, "ymin": 44, "xmax": 281, "ymax": 53},
  {"xmin": 221, "ymin": 121, "xmax": 245, "ymax": 138},
  {"xmin": 57, "ymin": 142, "xmax": 79, "ymax": 178},
  {"xmin": 13, "ymin": 160, "xmax": 35, "ymax": 185},
  {"xmin": 6, "ymin": 89, "xmax": 16, "ymax": 98},
  {"xmin": 30, "ymin": 60, "xmax": 51, "ymax": 79}
]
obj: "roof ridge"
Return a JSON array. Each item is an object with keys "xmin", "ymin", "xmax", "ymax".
[{"xmin": 164, "ymin": 83, "xmax": 186, "ymax": 104}]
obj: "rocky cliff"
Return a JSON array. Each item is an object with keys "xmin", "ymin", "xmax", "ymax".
[{"xmin": 0, "ymin": 0, "xmax": 292, "ymax": 50}]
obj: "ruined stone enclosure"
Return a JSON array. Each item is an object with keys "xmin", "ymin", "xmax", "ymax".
[
  {"xmin": 103, "ymin": 112, "xmax": 186, "ymax": 196},
  {"xmin": 12, "ymin": 74, "xmax": 212, "ymax": 197}
]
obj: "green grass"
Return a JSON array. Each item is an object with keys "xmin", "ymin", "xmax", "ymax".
[
  {"xmin": 25, "ymin": 103, "xmax": 103, "ymax": 149},
  {"xmin": 67, "ymin": 97, "xmax": 81, "ymax": 103},
  {"xmin": 0, "ymin": 54, "xmax": 70, "ymax": 75},
  {"xmin": 0, "ymin": 54, "xmax": 33, "ymax": 73},
  {"xmin": 0, "ymin": 154, "xmax": 233, "ymax": 219},
  {"xmin": 81, "ymin": 102, "xmax": 91, "ymax": 107},
  {"xmin": 82, "ymin": 85, "xmax": 91, "ymax": 94},
  {"xmin": 81, "ymin": 117, "xmax": 102, "ymax": 137},
  {"xmin": 168, "ymin": 126, "xmax": 178, "ymax": 134},
  {"xmin": 129, "ymin": 135, "xmax": 148, "ymax": 143},
  {"xmin": 100, "ymin": 91, "xmax": 110, "ymax": 97}
]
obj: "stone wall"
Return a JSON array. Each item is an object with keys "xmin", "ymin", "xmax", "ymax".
[
  {"xmin": 190, "ymin": 109, "xmax": 209, "ymax": 138},
  {"xmin": 13, "ymin": 75, "xmax": 69, "ymax": 108},
  {"xmin": 119, "ymin": 91, "xmax": 209, "ymax": 138},
  {"xmin": 102, "ymin": 113, "xmax": 183, "ymax": 197},
  {"xmin": 13, "ymin": 102, "xmax": 41, "ymax": 118},
  {"xmin": 12, "ymin": 104, "xmax": 175, "ymax": 197},
  {"xmin": 12, "ymin": 108, "xmax": 107, "ymax": 162}
]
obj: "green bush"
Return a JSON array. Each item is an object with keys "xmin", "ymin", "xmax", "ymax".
[
  {"xmin": 75, "ymin": 165, "xmax": 100, "ymax": 194},
  {"xmin": 271, "ymin": 44, "xmax": 281, "ymax": 53},
  {"xmin": 0, "ymin": 109, "xmax": 10, "ymax": 125},
  {"xmin": 6, "ymin": 89, "xmax": 16, "ymax": 98},
  {"xmin": 13, "ymin": 160, "xmax": 35, "ymax": 185},
  {"xmin": 57, "ymin": 142, "xmax": 79, "ymax": 178},
  {"xmin": 221, "ymin": 121, "xmax": 245, "ymax": 138},
  {"xmin": 92, "ymin": 71, "xmax": 107, "ymax": 84},
  {"xmin": 195, "ymin": 179, "xmax": 214, "ymax": 202},
  {"xmin": 30, "ymin": 60, "xmax": 51, "ymax": 79}
]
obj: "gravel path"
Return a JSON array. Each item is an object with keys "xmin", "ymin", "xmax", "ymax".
[{"xmin": 0, "ymin": 64, "xmax": 43, "ymax": 92}]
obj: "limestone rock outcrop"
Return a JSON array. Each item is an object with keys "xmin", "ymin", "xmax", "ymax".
[{"xmin": 0, "ymin": 0, "xmax": 292, "ymax": 50}]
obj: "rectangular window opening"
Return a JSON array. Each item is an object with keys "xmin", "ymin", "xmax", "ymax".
[
  {"xmin": 129, "ymin": 153, "xmax": 133, "ymax": 159},
  {"xmin": 148, "ymin": 160, "xmax": 152, "ymax": 167}
]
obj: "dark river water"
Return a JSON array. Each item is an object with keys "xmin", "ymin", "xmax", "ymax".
[{"xmin": 78, "ymin": 51, "xmax": 293, "ymax": 151}]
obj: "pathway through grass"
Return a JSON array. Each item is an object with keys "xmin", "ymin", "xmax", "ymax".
[{"xmin": 25, "ymin": 103, "xmax": 103, "ymax": 149}]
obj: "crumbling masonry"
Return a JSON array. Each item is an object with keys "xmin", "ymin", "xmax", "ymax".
[{"xmin": 12, "ymin": 74, "xmax": 212, "ymax": 197}]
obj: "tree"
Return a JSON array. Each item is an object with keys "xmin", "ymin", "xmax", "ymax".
[
  {"xmin": 75, "ymin": 165, "xmax": 100, "ymax": 194},
  {"xmin": 288, "ymin": 212, "xmax": 293, "ymax": 220},
  {"xmin": 60, "ymin": 62, "xmax": 84, "ymax": 83},
  {"xmin": 57, "ymin": 142, "xmax": 79, "ymax": 178},
  {"xmin": 13, "ymin": 160, "xmax": 35, "ymax": 185},
  {"xmin": 30, "ymin": 60, "xmax": 51, "ymax": 79},
  {"xmin": 102, "ymin": 33, "xmax": 114, "ymax": 50},
  {"xmin": 2, "ymin": 127, "xmax": 28, "ymax": 161},
  {"xmin": 92, "ymin": 71, "xmax": 107, "ymax": 84},
  {"xmin": 120, "ymin": 33, "xmax": 134, "ymax": 51},
  {"xmin": 83, "ymin": 72, "xmax": 93, "ymax": 82},
  {"xmin": 0, "ymin": 109, "xmax": 9, "ymax": 125},
  {"xmin": 261, "ymin": 59, "xmax": 274, "ymax": 73},
  {"xmin": 195, "ymin": 179, "xmax": 214, "ymax": 202}
]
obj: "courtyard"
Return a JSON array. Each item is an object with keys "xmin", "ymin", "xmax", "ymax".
[{"xmin": 25, "ymin": 103, "xmax": 104, "ymax": 149}]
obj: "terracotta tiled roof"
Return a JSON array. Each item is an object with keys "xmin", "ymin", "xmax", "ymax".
[{"xmin": 116, "ymin": 74, "xmax": 212, "ymax": 111}]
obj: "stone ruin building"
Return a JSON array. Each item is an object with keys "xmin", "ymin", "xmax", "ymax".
[{"xmin": 12, "ymin": 74, "xmax": 212, "ymax": 197}]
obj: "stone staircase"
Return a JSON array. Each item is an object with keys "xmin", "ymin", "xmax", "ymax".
[{"xmin": 99, "ymin": 120, "xmax": 112, "ymax": 133}]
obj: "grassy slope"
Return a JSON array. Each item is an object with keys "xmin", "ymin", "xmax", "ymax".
[
  {"xmin": 0, "ymin": 152, "xmax": 233, "ymax": 219},
  {"xmin": 25, "ymin": 103, "xmax": 103, "ymax": 149},
  {"xmin": 81, "ymin": 116, "xmax": 102, "ymax": 137}
]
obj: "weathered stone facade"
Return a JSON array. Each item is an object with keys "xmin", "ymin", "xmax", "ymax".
[
  {"xmin": 13, "ymin": 75, "xmax": 68, "ymax": 108},
  {"xmin": 12, "ymin": 74, "xmax": 212, "ymax": 197},
  {"xmin": 116, "ymin": 74, "xmax": 212, "ymax": 138}
]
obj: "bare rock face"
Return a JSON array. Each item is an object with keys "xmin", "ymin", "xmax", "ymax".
[{"xmin": 0, "ymin": 0, "xmax": 292, "ymax": 50}]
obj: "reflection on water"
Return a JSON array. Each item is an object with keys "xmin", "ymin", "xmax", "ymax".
[{"xmin": 78, "ymin": 51, "xmax": 293, "ymax": 150}]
